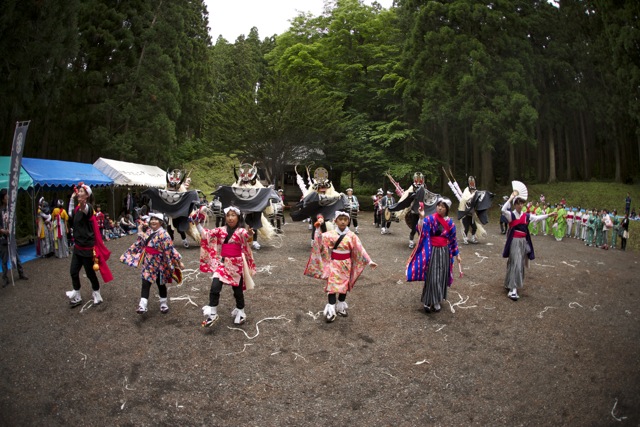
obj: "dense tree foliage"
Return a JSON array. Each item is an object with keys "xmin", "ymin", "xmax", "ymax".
[{"xmin": 1, "ymin": 0, "xmax": 637, "ymax": 188}]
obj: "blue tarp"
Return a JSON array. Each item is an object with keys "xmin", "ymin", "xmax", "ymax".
[{"xmin": 21, "ymin": 157, "xmax": 113, "ymax": 188}]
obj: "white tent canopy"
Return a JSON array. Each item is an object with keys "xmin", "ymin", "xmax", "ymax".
[{"xmin": 93, "ymin": 157, "xmax": 166, "ymax": 188}]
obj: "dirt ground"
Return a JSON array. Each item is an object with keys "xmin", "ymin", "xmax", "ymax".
[{"xmin": 0, "ymin": 211, "xmax": 638, "ymax": 426}]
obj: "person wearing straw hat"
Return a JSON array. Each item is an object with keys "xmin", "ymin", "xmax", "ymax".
[
  {"xmin": 305, "ymin": 210, "xmax": 377, "ymax": 322},
  {"xmin": 501, "ymin": 190, "xmax": 556, "ymax": 301},
  {"xmin": 120, "ymin": 212, "xmax": 184, "ymax": 315},
  {"xmin": 193, "ymin": 206, "xmax": 256, "ymax": 327},
  {"xmin": 406, "ymin": 197, "xmax": 462, "ymax": 313}
]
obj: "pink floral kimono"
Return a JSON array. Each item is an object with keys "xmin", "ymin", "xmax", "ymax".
[
  {"xmin": 199, "ymin": 226, "xmax": 256, "ymax": 290},
  {"xmin": 304, "ymin": 229, "xmax": 372, "ymax": 294}
]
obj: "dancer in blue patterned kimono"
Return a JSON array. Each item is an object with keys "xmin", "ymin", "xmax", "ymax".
[
  {"xmin": 406, "ymin": 197, "xmax": 462, "ymax": 313},
  {"xmin": 121, "ymin": 213, "xmax": 184, "ymax": 315}
]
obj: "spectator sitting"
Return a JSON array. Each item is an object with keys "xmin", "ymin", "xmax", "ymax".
[{"xmin": 118, "ymin": 209, "xmax": 137, "ymax": 234}]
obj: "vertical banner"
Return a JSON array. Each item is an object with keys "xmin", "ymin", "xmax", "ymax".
[{"xmin": 8, "ymin": 121, "xmax": 30, "ymax": 267}]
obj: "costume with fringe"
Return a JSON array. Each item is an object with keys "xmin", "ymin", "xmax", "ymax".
[
  {"xmin": 51, "ymin": 207, "xmax": 70, "ymax": 258},
  {"xmin": 305, "ymin": 227, "xmax": 371, "ymax": 294},
  {"xmin": 198, "ymin": 226, "xmax": 256, "ymax": 290}
]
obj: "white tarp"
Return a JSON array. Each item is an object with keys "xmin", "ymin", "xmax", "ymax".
[{"xmin": 93, "ymin": 157, "xmax": 166, "ymax": 188}]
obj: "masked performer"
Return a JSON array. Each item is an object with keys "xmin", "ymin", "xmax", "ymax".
[
  {"xmin": 305, "ymin": 210, "xmax": 377, "ymax": 322},
  {"xmin": 213, "ymin": 163, "xmax": 279, "ymax": 251},
  {"xmin": 120, "ymin": 212, "xmax": 184, "ymax": 315},
  {"xmin": 406, "ymin": 197, "xmax": 462, "ymax": 313},
  {"xmin": 65, "ymin": 183, "xmax": 113, "ymax": 307},
  {"xmin": 291, "ymin": 166, "xmax": 348, "ymax": 246},
  {"xmin": 142, "ymin": 169, "xmax": 200, "ymax": 248},
  {"xmin": 193, "ymin": 206, "xmax": 256, "ymax": 327},
  {"xmin": 387, "ymin": 172, "xmax": 441, "ymax": 249},
  {"xmin": 444, "ymin": 170, "xmax": 493, "ymax": 245},
  {"xmin": 501, "ymin": 190, "xmax": 556, "ymax": 301}
]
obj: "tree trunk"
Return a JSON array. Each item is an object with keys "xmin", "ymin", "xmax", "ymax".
[
  {"xmin": 441, "ymin": 120, "xmax": 450, "ymax": 167},
  {"xmin": 481, "ymin": 146, "xmax": 494, "ymax": 190},
  {"xmin": 508, "ymin": 142, "xmax": 515, "ymax": 182},
  {"xmin": 613, "ymin": 123, "xmax": 621, "ymax": 182},
  {"xmin": 579, "ymin": 111, "xmax": 590, "ymax": 180},
  {"xmin": 547, "ymin": 124, "xmax": 557, "ymax": 183},
  {"xmin": 536, "ymin": 122, "xmax": 545, "ymax": 182},
  {"xmin": 565, "ymin": 126, "xmax": 571, "ymax": 181}
]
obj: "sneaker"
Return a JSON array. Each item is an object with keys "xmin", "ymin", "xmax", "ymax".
[
  {"xmin": 355, "ymin": 227, "xmax": 359, "ymax": 234},
  {"xmin": 470, "ymin": 235, "xmax": 478, "ymax": 244},
  {"xmin": 423, "ymin": 305, "xmax": 432, "ymax": 313},
  {"xmin": 408, "ymin": 240, "xmax": 415, "ymax": 249},
  {"xmin": 336, "ymin": 301, "xmax": 349, "ymax": 317},
  {"xmin": 92, "ymin": 290, "xmax": 103, "ymax": 306},
  {"xmin": 433, "ymin": 303, "xmax": 441, "ymax": 312},
  {"xmin": 160, "ymin": 298, "xmax": 169, "ymax": 314},
  {"xmin": 508, "ymin": 290, "xmax": 519, "ymax": 301},
  {"xmin": 324, "ymin": 304, "xmax": 337, "ymax": 323},
  {"xmin": 252, "ymin": 241, "xmax": 261, "ymax": 250},
  {"xmin": 183, "ymin": 240, "xmax": 190, "ymax": 248},
  {"xmin": 66, "ymin": 290, "xmax": 82, "ymax": 307},
  {"xmin": 381, "ymin": 227, "xmax": 386, "ymax": 235},
  {"xmin": 232, "ymin": 308, "xmax": 246, "ymax": 325},
  {"xmin": 463, "ymin": 236, "xmax": 469, "ymax": 245}
]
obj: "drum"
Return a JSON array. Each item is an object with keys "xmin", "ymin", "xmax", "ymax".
[
  {"xmin": 384, "ymin": 207, "xmax": 400, "ymax": 223},
  {"xmin": 347, "ymin": 201, "xmax": 359, "ymax": 220}
]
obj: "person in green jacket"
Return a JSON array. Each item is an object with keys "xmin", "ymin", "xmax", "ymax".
[
  {"xmin": 611, "ymin": 210, "xmax": 620, "ymax": 249},
  {"xmin": 594, "ymin": 209, "xmax": 604, "ymax": 247},
  {"xmin": 554, "ymin": 204, "xmax": 567, "ymax": 241},
  {"xmin": 545, "ymin": 205, "xmax": 555, "ymax": 236},
  {"xmin": 585, "ymin": 210, "xmax": 596, "ymax": 246}
]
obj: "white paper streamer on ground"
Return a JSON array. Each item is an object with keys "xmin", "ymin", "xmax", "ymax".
[
  {"xmin": 537, "ymin": 306, "xmax": 557, "ymax": 318},
  {"xmin": 170, "ymin": 295, "xmax": 198, "ymax": 307},
  {"xmin": 447, "ymin": 291, "xmax": 477, "ymax": 313},
  {"xmin": 227, "ymin": 315, "xmax": 291, "ymax": 339},
  {"xmin": 474, "ymin": 252, "xmax": 488, "ymax": 263},
  {"xmin": 611, "ymin": 398, "xmax": 627, "ymax": 421}
]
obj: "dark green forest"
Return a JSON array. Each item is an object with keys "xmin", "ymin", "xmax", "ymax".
[{"xmin": 1, "ymin": 0, "xmax": 638, "ymax": 190}]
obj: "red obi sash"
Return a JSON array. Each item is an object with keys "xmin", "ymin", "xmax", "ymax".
[
  {"xmin": 431, "ymin": 236, "xmax": 448, "ymax": 247},
  {"xmin": 221, "ymin": 243, "xmax": 242, "ymax": 257},
  {"xmin": 513, "ymin": 230, "xmax": 527, "ymax": 238},
  {"xmin": 74, "ymin": 244, "xmax": 94, "ymax": 251},
  {"xmin": 144, "ymin": 246, "xmax": 161, "ymax": 255},
  {"xmin": 331, "ymin": 251, "xmax": 350, "ymax": 260}
]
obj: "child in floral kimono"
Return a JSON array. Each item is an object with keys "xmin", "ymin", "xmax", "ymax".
[
  {"xmin": 120, "ymin": 212, "xmax": 183, "ymax": 315},
  {"xmin": 305, "ymin": 211, "xmax": 377, "ymax": 323},
  {"xmin": 194, "ymin": 206, "xmax": 256, "ymax": 327}
]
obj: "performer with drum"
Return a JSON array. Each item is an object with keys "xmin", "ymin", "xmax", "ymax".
[{"xmin": 345, "ymin": 188, "xmax": 360, "ymax": 234}]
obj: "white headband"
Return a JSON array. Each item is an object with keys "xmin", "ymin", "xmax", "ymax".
[
  {"xmin": 149, "ymin": 212, "xmax": 165, "ymax": 222},
  {"xmin": 334, "ymin": 210, "xmax": 350, "ymax": 219},
  {"xmin": 224, "ymin": 206, "xmax": 241, "ymax": 215},
  {"xmin": 437, "ymin": 197, "xmax": 452, "ymax": 208}
]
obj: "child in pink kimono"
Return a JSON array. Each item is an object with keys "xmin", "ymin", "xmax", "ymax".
[
  {"xmin": 194, "ymin": 206, "xmax": 256, "ymax": 327},
  {"xmin": 305, "ymin": 211, "xmax": 377, "ymax": 323}
]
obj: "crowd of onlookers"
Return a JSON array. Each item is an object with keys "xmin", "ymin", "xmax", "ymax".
[{"xmin": 503, "ymin": 192, "xmax": 634, "ymax": 251}]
